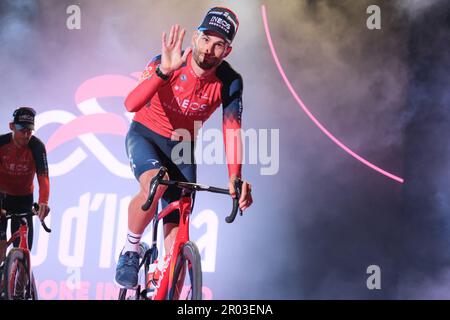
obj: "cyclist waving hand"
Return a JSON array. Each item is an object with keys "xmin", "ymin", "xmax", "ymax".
[{"xmin": 115, "ymin": 7, "xmax": 253, "ymax": 289}]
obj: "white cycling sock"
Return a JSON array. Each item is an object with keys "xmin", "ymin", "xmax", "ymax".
[{"xmin": 123, "ymin": 230, "xmax": 142, "ymax": 253}]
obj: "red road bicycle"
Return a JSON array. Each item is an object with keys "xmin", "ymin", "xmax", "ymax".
[
  {"xmin": 0, "ymin": 203, "xmax": 51, "ymax": 300},
  {"xmin": 118, "ymin": 166, "xmax": 242, "ymax": 300}
]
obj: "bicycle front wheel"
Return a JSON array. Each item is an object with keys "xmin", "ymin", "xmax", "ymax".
[
  {"xmin": 30, "ymin": 272, "xmax": 38, "ymax": 300},
  {"xmin": 167, "ymin": 241, "xmax": 202, "ymax": 300},
  {"xmin": 3, "ymin": 248, "xmax": 32, "ymax": 300},
  {"xmin": 117, "ymin": 286, "xmax": 143, "ymax": 300}
]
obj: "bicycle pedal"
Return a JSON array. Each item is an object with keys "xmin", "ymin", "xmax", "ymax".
[{"xmin": 146, "ymin": 288, "xmax": 155, "ymax": 299}]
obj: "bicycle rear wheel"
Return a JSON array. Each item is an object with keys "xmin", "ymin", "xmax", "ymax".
[
  {"xmin": 3, "ymin": 248, "xmax": 32, "ymax": 300},
  {"xmin": 167, "ymin": 241, "xmax": 202, "ymax": 300}
]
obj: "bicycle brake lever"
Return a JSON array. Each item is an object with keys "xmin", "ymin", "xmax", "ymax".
[
  {"xmin": 142, "ymin": 167, "xmax": 168, "ymax": 211},
  {"xmin": 225, "ymin": 179, "xmax": 243, "ymax": 223},
  {"xmin": 32, "ymin": 203, "xmax": 51, "ymax": 233}
]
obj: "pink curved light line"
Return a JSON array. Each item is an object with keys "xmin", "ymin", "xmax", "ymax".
[
  {"xmin": 261, "ymin": 5, "xmax": 403, "ymax": 184},
  {"xmin": 75, "ymin": 75, "xmax": 137, "ymax": 104},
  {"xmin": 46, "ymin": 113, "xmax": 128, "ymax": 152}
]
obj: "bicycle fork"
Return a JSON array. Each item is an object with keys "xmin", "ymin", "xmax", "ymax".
[{"xmin": 18, "ymin": 222, "xmax": 33, "ymax": 299}]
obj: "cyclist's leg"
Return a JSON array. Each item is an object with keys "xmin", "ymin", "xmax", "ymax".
[
  {"xmin": 4, "ymin": 195, "xmax": 33, "ymax": 249},
  {"xmin": 125, "ymin": 122, "xmax": 169, "ymax": 235},
  {"xmin": 115, "ymin": 122, "xmax": 168, "ymax": 288},
  {"xmin": 0, "ymin": 220, "xmax": 6, "ymax": 263},
  {"xmin": 0, "ymin": 193, "xmax": 6, "ymax": 263},
  {"xmin": 161, "ymin": 139, "xmax": 197, "ymax": 254}
]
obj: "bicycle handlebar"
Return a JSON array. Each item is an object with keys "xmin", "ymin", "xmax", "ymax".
[
  {"xmin": 141, "ymin": 167, "xmax": 243, "ymax": 223},
  {"xmin": 2, "ymin": 203, "xmax": 52, "ymax": 233}
]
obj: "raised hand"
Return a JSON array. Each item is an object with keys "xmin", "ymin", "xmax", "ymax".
[{"xmin": 160, "ymin": 24, "xmax": 192, "ymax": 75}]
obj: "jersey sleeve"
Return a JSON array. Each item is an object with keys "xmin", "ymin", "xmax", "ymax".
[
  {"xmin": 124, "ymin": 55, "xmax": 169, "ymax": 113},
  {"xmin": 30, "ymin": 137, "xmax": 50, "ymax": 204},
  {"xmin": 0, "ymin": 134, "xmax": 11, "ymax": 193},
  {"xmin": 219, "ymin": 64, "xmax": 244, "ymax": 179}
]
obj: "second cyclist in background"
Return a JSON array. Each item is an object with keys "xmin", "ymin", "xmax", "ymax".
[{"xmin": 0, "ymin": 107, "xmax": 51, "ymax": 263}]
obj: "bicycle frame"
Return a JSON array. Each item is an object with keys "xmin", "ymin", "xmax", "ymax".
[
  {"xmin": 1, "ymin": 206, "xmax": 51, "ymax": 300},
  {"xmin": 6, "ymin": 222, "xmax": 30, "ymax": 252},
  {"xmin": 150, "ymin": 192, "xmax": 193, "ymax": 300},
  {"xmin": 3, "ymin": 218, "xmax": 32, "ymax": 298},
  {"xmin": 121, "ymin": 166, "xmax": 242, "ymax": 300}
]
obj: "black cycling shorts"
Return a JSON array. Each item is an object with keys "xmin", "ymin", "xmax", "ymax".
[{"xmin": 125, "ymin": 121, "xmax": 196, "ymax": 224}]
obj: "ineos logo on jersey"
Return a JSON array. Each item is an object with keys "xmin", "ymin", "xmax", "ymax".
[
  {"xmin": 173, "ymin": 97, "xmax": 209, "ymax": 112},
  {"xmin": 6, "ymin": 163, "xmax": 30, "ymax": 175},
  {"xmin": 1, "ymin": 152, "xmax": 31, "ymax": 176},
  {"xmin": 188, "ymin": 102, "xmax": 208, "ymax": 112}
]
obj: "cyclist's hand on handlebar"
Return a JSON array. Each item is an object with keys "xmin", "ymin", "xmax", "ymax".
[
  {"xmin": 239, "ymin": 181, "xmax": 253, "ymax": 211},
  {"xmin": 229, "ymin": 177, "xmax": 253, "ymax": 211},
  {"xmin": 37, "ymin": 203, "xmax": 50, "ymax": 220}
]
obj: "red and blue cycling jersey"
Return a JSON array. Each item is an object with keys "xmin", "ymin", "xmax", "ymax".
[
  {"xmin": 125, "ymin": 51, "xmax": 243, "ymax": 178},
  {"xmin": 0, "ymin": 134, "xmax": 49, "ymax": 204}
]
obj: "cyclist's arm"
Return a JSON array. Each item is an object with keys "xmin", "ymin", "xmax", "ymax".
[
  {"xmin": 0, "ymin": 135, "xmax": 9, "ymax": 194},
  {"xmin": 124, "ymin": 56, "xmax": 168, "ymax": 113},
  {"xmin": 222, "ymin": 76, "xmax": 253, "ymax": 210},
  {"xmin": 36, "ymin": 175, "xmax": 49, "ymax": 205},
  {"xmin": 221, "ymin": 73, "xmax": 243, "ymax": 180},
  {"xmin": 30, "ymin": 137, "xmax": 50, "ymax": 205}
]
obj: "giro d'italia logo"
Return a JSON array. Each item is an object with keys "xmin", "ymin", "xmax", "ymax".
[{"xmin": 36, "ymin": 73, "xmax": 141, "ymax": 179}]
